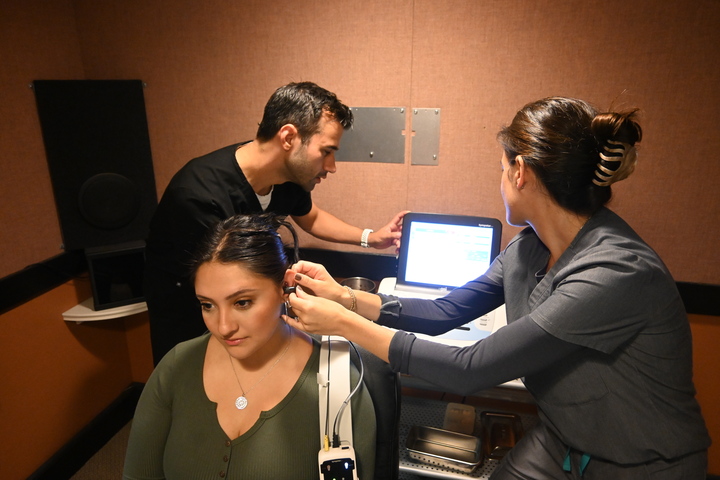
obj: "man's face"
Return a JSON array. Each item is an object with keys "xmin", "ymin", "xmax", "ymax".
[{"xmin": 286, "ymin": 114, "xmax": 343, "ymax": 192}]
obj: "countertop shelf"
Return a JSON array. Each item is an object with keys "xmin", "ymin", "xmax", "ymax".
[{"xmin": 62, "ymin": 298, "xmax": 147, "ymax": 323}]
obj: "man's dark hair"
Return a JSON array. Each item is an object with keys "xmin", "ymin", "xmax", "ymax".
[{"xmin": 256, "ymin": 82, "xmax": 353, "ymax": 143}]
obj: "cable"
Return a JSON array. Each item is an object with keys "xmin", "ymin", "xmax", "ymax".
[
  {"xmin": 323, "ymin": 338, "xmax": 333, "ymax": 450},
  {"xmin": 330, "ymin": 339, "xmax": 364, "ymax": 448}
]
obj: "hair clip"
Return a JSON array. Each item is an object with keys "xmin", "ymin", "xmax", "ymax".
[{"xmin": 593, "ymin": 140, "xmax": 637, "ymax": 187}]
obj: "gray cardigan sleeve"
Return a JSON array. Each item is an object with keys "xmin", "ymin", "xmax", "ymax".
[
  {"xmin": 376, "ymin": 274, "xmax": 505, "ymax": 335},
  {"xmin": 386, "ymin": 315, "xmax": 582, "ymax": 396}
]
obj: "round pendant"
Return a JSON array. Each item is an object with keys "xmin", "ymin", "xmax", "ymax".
[{"xmin": 235, "ymin": 395, "xmax": 248, "ymax": 410}]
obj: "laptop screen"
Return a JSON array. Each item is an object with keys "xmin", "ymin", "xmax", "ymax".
[{"xmin": 397, "ymin": 212, "xmax": 502, "ymax": 291}]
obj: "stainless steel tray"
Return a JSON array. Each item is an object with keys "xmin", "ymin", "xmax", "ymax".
[{"xmin": 405, "ymin": 425, "xmax": 483, "ymax": 473}]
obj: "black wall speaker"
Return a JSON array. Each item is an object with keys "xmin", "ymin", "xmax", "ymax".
[{"xmin": 33, "ymin": 80, "xmax": 157, "ymax": 251}]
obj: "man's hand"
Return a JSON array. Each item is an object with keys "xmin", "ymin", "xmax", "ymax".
[{"xmin": 369, "ymin": 210, "xmax": 410, "ymax": 252}]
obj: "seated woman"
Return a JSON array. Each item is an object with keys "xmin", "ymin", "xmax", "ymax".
[{"xmin": 123, "ymin": 214, "xmax": 376, "ymax": 479}]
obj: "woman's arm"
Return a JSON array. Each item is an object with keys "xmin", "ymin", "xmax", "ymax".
[
  {"xmin": 288, "ymin": 261, "xmax": 504, "ymax": 335},
  {"xmin": 375, "ymin": 276, "xmax": 504, "ymax": 335},
  {"xmin": 389, "ymin": 316, "xmax": 582, "ymax": 395},
  {"xmin": 288, "ymin": 261, "xmax": 384, "ymax": 321},
  {"xmin": 287, "ymin": 285, "xmax": 582, "ymax": 395}
]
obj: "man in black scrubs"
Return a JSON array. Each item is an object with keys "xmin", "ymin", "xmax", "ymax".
[{"xmin": 144, "ymin": 82, "xmax": 406, "ymax": 364}]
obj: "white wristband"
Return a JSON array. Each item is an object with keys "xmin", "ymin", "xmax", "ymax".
[{"xmin": 360, "ymin": 229, "xmax": 373, "ymax": 248}]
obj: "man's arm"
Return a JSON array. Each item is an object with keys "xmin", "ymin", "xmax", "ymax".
[{"xmin": 292, "ymin": 204, "xmax": 408, "ymax": 250}]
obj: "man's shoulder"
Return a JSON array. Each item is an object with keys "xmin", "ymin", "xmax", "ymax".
[
  {"xmin": 184, "ymin": 144, "xmax": 241, "ymax": 170},
  {"xmin": 167, "ymin": 144, "xmax": 243, "ymax": 188}
]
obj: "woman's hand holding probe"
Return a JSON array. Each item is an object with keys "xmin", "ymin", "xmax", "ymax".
[
  {"xmin": 283, "ymin": 285, "xmax": 353, "ymax": 337},
  {"xmin": 282, "ymin": 261, "xmax": 354, "ymax": 332},
  {"xmin": 286, "ymin": 260, "xmax": 348, "ymax": 306},
  {"xmin": 283, "ymin": 260, "xmax": 392, "ymax": 362}
]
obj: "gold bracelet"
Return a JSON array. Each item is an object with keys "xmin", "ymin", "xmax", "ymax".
[{"xmin": 344, "ymin": 285, "xmax": 357, "ymax": 312}]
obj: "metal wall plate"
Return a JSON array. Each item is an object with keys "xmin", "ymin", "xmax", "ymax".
[
  {"xmin": 336, "ymin": 107, "xmax": 406, "ymax": 163},
  {"xmin": 411, "ymin": 108, "xmax": 441, "ymax": 165}
]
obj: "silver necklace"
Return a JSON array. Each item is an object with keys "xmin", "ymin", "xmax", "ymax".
[{"xmin": 228, "ymin": 337, "xmax": 292, "ymax": 410}]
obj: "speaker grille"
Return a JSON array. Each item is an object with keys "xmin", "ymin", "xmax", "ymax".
[{"xmin": 78, "ymin": 173, "xmax": 141, "ymax": 230}]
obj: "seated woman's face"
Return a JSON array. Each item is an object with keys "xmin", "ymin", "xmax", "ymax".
[{"xmin": 195, "ymin": 261, "xmax": 285, "ymax": 360}]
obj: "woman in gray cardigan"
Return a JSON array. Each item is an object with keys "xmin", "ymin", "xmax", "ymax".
[{"xmin": 286, "ymin": 97, "xmax": 710, "ymax": 479}]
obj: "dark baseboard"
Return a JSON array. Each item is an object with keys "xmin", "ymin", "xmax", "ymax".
[
  {"xmin": 28, "ymin": 382, "xmax": 144, "ymax": 480},
  {"xmin": 676, "ymin": 282, "xmax": 720, "ymax": 317},
  {"xmin": 0, "ymin": 250, "xmax": 87, "ymax": 315}
]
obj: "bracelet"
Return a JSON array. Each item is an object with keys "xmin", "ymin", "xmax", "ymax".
[
  {"xmin": 344, "ymin": 285, "xmax": 357, "ymax": 312},
  {"xmin": 360, "ymin": 228, "xmax": 373, "ymax": 248}
]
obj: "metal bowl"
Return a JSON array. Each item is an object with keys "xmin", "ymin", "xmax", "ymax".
[{"xmin": 340, "ymin": 277, "xmax": 377, "ymax": 292}]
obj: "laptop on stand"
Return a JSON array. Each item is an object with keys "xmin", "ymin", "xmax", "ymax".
[
  {"xmin": 378, "ymin": 212, "xmax": 524, "ymax": 389},
  {"xmin": 378, "ymin": 212, "xmax": 506, "ymax": 344}
]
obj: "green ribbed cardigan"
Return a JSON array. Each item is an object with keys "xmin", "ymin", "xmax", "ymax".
[{"xmin": 123, "ymin": 333, "xmax": 376, "ymax": 479}]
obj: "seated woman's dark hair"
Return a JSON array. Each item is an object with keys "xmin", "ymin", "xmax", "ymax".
[
  {"xmin": 497, "ymin": 97, "xmax": 642, "ymax": 216},
  {"xmin": 190, "ymin": 213, "xmax": 299, "ymax": 285}
]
